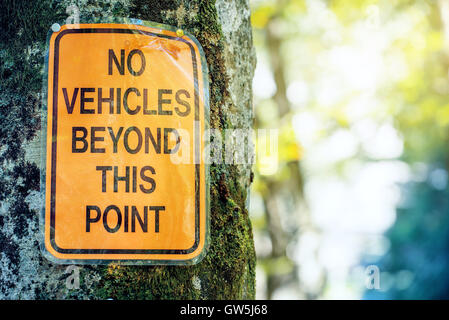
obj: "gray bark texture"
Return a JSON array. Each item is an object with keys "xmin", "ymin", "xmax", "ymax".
[{"xmin": 0, "ymin": 0, "xmax": 256, "ymax": 299}]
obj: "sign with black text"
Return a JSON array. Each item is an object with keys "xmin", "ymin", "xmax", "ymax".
[{"xmin": 41, "ymin": 22, "xmax": 209, "ymax": 264}]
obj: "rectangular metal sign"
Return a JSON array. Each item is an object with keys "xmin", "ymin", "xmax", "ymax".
[{"xmin": 41, "ymin": 22, "xmax": 209, "ymax": 264}]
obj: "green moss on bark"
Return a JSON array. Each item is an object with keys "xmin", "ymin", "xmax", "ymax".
[{"xmin": 0, "ymin": 0, "xmax": 255, "ymax": 300}]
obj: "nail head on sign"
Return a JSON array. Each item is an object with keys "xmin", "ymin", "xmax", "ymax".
[
  {"xmin": 176, "ymin": 29, "xmax": 184, "ymax": 37},
  {"xmin": 51, "ymin": 23, "xmax": 61, "ymax": 32}
]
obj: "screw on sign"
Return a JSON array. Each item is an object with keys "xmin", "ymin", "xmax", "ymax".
[{"xmin": 41, "ymin": 22, "xmax": 209, "ymax": 264}]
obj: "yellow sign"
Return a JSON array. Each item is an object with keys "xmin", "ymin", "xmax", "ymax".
[{"xmin": 42, "ymin": 22, "xmax": 209, "ymax": 264}]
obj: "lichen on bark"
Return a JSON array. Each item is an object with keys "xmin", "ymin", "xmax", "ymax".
[{"xmin": 0, "ymin": 0, "xmax": 256, "ymax": 299}]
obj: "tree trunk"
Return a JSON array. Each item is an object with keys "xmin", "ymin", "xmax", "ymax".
[{"xmin": 0, "ymin": 0, "xmax": 256, "ymax": 299}]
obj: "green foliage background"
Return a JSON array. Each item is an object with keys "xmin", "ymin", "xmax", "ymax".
[{"xmin": 250, "ymin": 0, "xmax": 449, "ymax": 299}]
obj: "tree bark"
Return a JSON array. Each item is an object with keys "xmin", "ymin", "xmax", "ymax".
[{"xmin": 0, "ymin": 0, "xmax": 256, "ymax": 299}]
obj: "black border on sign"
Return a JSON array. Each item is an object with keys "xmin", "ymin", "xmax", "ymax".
[{"xmin": 49, "ymin": 28, "xmax": 200, "ymax": 255}]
